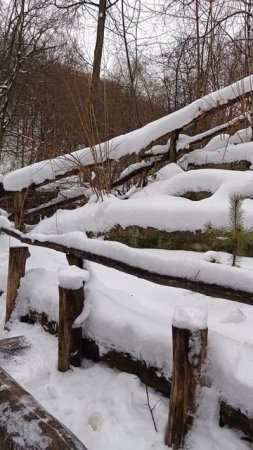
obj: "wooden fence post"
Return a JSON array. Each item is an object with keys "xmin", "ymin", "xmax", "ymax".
[
  {"xmin": 165, "ymin": 307, "xmax": 208, "ymax": 449},
  {"xmin": 58, "ymin": 268, "xmax": 86, "ymax": 372},
  {"xmin": 66, "ymin": 252, "xmax": 83, "ymax": 268},
  {"xmin": 5, "ymin": 246, "xmax": 30, "ymax": 324}
]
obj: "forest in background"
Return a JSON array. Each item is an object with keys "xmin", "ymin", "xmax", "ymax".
[{"xmin": 0, "ymin": 0, "xmax": 252, "ymax": 173}]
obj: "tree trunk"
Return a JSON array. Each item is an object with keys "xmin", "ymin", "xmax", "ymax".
[{"xmin": 91, "ymin": 0, "xmax": 107, "ymax": 100}]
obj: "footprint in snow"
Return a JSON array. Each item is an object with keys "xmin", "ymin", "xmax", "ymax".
[{"xmin": 87, "ymin": 412, "xmax": 103, "ymax": 431}]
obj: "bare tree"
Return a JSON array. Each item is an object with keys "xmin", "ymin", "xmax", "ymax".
[{"xmin": 0, "ymin": 0, "xmax": 60, "ymax": 155}]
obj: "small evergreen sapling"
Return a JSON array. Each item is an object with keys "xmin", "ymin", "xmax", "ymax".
[{"xmin": 205, "ymin": 193, "xmax": 252, "ymax": 267}]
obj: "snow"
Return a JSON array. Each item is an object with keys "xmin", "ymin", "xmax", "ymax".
[
  {"xmin": 0, "ymin": 235, "xmax": 253, "ymax": 448},
  {"xmin": 2, "ymin": 222, "xmax": 253, "ymax": 296},
  {"xmin": 2, "ymin": 94, "xmax": 253, "ymax": 448},
  {"xmin": 0, "ymin": 398, "xmax": 52, "ymax": 448},
  {"xmin": 145, "ymin": 143, "xmax": 169, "ymax": 156},
  {"xmin": 179, "ymin": 141, "xmax": 253, "ymax": 170},
  {"xmin": 0, "ymin": 322, "xmax": 169, "ymax": 450},
  {"xmin": 154, "ymin": 162, "xmax": 183, "ymax": 181},
  {"xmin": 173, "ymin": 306, "xmax": 207, "ymax": 331},
  {"xmin": 27, "ymin": 186, "xmax": 92, "ymax": 215},
  {"xmin": 58, "ymin": 266, "xmax": 90, "ymax": 290},
  {"xmin": 30, "ymin": 168, "xmax": 253, "ymax": 236},
  {"xmin": 0, "ymin": 215, "xmax": 11, "ymax": 228},
  {"xmin": 6, "ymin": 228, "xmax": 253, "ymax": 294},
  {"xmin": 3, "ymin": 75, "xmax": 253, "ymax": 192}
]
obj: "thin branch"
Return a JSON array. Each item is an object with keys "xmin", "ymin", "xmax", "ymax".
[{"xmin": 145, "ymin": 385, "xmax": 158, "ymax": 432}]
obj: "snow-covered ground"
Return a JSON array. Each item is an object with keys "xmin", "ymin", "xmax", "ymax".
[
  {"xmin": 0, "ymin": 234, "xmax": 253, "ymax": 449},
  {"xmin": 2, "ymin": 122, "xmax": 253, "ymax": 449}
]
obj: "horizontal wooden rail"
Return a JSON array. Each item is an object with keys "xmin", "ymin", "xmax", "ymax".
[{"xmin": 1, "ymin": 226, "xmax": 253, "ymax": 305}]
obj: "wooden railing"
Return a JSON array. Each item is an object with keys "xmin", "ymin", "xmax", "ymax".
[{"xmin": 1, "ymin": 225, "xmax": 253, "ymax": 305}]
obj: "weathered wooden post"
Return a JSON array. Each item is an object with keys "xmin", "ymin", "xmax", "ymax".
[
  {"xmin": 5, "ymin": 245, "xmax": 30, "ymax": 324},
  {"xmin": 58, "ymin": 267, "xmax": 89, "ymax": 372},
  {"xmin": 165, "ymin": 306, "xmax": 208, "ymax": 449}
]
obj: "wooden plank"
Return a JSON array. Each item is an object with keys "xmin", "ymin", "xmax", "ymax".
[{"xmin": 0, "ymin": 367, "xmax": 87, "ymax": 449}]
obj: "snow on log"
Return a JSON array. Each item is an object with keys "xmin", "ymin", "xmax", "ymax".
[
  {"xmin": 165, "ymin": 307, "xmax": 208, "ymax": 449},
  {"xmin": 0, "ymin": 367, "xmax": 87, "ymax": 449},
  {"xmin": 2, "ymin": 75, "xmax": 253, "ymax": 194}
]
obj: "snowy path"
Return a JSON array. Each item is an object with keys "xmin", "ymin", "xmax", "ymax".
[{"xmin": 0, "ymin": 236, "xmax": 252, "ymax": 448}]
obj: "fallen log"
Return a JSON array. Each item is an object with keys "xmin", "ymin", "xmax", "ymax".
[{"xmin": 0, "ymin": 367, "xmax": 87, "ymax": 449}]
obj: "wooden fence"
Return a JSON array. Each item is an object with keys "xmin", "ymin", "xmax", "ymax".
[
  {"xmin": 1, "ymin": 227, "xmax": 253, "ymax": 447},
  {"xmin": 1, "ymin": 225, "xmax": 253, "ymax": 305}
]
